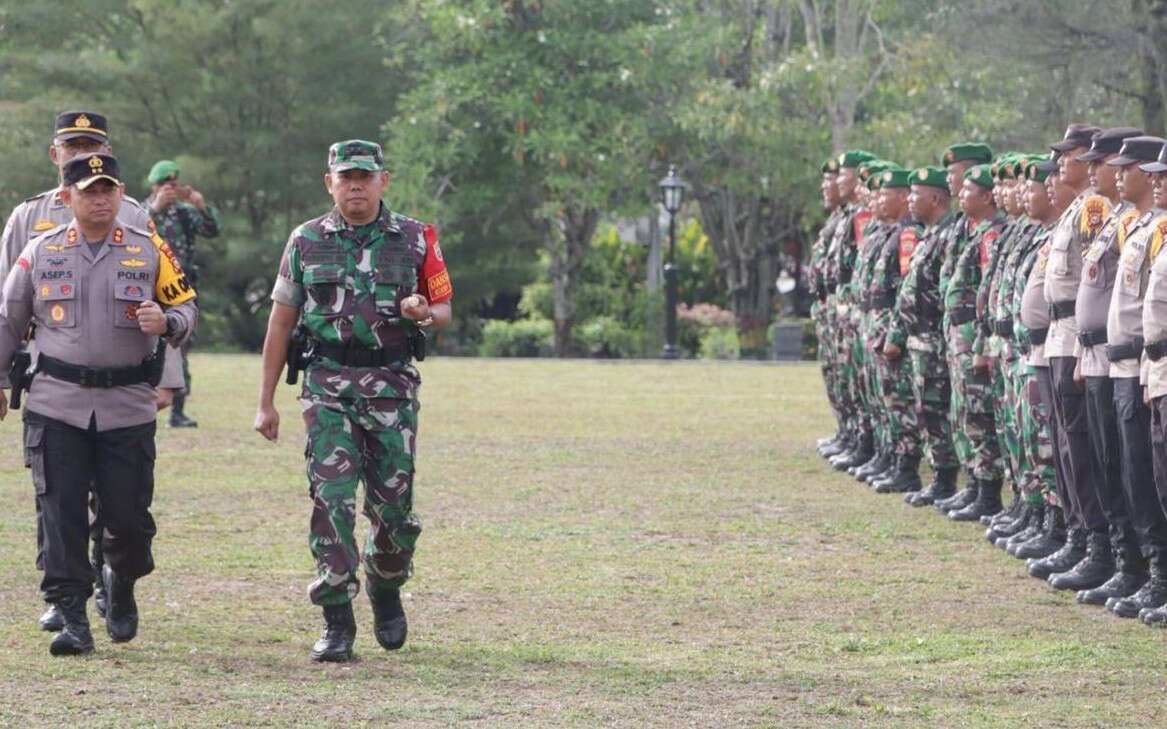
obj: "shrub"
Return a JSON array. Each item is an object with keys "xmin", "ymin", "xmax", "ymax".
[
  {"xmin": 698, "ymin": 326, "xmax": 740, "ymax": 360},
  {"xmin": 577, "ymin": 316, "xmax": 640, "ymax": 358},
  {"xmin": 479, "ymin": 318, "xmax": 554, "ymax": 357}
]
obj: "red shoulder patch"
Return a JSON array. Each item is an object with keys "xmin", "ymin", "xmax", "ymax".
[
  {"xmin": 898, "ymin": 228, "xmax": 918, "ymax": 276},
  {"xmin": 853, "ymin": 210, "xmax": 873, "ymax": 249},
  {"xmin": 980, "ymin": 230, "xmax": 999, "ymax": 269}
]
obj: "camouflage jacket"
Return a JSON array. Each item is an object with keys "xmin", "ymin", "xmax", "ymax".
[
  {"xmin": 270, "ymin": 203, "xmax": 451, "ymax": 401},
  {"xmin": 810, "ymin": 206, "xmax": 845, "ymax": 301},
  {"xmin": 944, "ymin": 210, "xmax": 1007, "ymax": 356},
  {"xmin": 147, "ymin": 199, "xmax": 221, "ymax": 276},
  {"xmin": 888, "ymin": 211, "xmax": 955, "ymax": 349},
  {"xmin": 973, "ymin": 215, "xmax": 1039, "ymax": 357}
]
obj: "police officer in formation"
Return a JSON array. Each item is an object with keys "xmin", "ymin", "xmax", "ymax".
[{"xmin": 812, "ymin": 125, "xmax": 1167, "ymax": 624}]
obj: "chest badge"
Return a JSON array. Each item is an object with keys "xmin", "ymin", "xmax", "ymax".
[
  {"xmin": 125, "ymin": 245, "xmax": 141, "ymax": 253},
  {"xmin": 39, "ymin": 285, "xmax": 50, "ymax": 298},
  {"xmin": 50, "ymin": 304, "xmax": 65, "ymax": 322},
  {"xmin": 120, "ymin": 259, "xmax": 147, "ymax": 268}
]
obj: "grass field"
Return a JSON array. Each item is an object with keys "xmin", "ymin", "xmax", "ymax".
[{"xmin": 1, "ymin": 354, "xmax": 1166, "ymax": 728}]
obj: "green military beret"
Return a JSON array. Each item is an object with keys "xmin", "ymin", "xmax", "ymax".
[
  {"xmin": 964, "ymin": 163, "xmax": 995, "ymax": 189},
  {"xmin": 943, "ymin": 142, "xmax": 993, "ymax": 166},
  {"xmin": 910, "ymin": 166, "xmax": 948, "ymax": 190},
  {"xmin": 860, "ymin": 160, "xmax": 891, "ymax": 187},
  {"xmin": 880, "ymin": 167, "xmax": 912, "ymax": 188},
  {"xmin": 838, "ymin": 150, "xmax": 878, "ymax": 169},
  {"xmin": 1026, "ymin": 158, "xmax": 1053, "ymax": 182},
  {"xmin": 147, "ymin": 159, "xmax": 180, "ymax": 184},
  {"xmin": 821, "ymin": 157, "xmax": 840, "ymax": 174}
]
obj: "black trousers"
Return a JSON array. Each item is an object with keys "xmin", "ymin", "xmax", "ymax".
[
  {"xmin": 1085, "ymin": 376, "xmax": 1140, "ymax": 559},
  {"xmin": 1035, "ymin": 366, "xmax": 1072, "ymax": 521},
  {"xmin": 1141, "ymin": 391, "xmax": 1167, "ymax": 564},
  {"xmin": 1049, "ymin": 357, "xmax": 1107, "ymax": 531},
  {"xmin": 24, "ymin": 410, "xmax": 157, "ymax": 602}
]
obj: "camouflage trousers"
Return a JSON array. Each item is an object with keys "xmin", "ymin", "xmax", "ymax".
[
  {"xmin": 992, "ymin": 351, "xmax": 1023, "ymax": 488},
  {"xmin": 946, "ymin": 334, "xmax": 1003, "ymax": 480},
  {"xmin": 813, "ymin": 300, "xmax": 843, "ymax": 430},
  {"xmin": 862, "ymin": 314, "xmax": 888, "ymax": 452},
  {"xmin": 908, "ymin": 344, "xmax": 957, "ymax": 469},
  {"xmin": 876, "ymin": 333, "xmax": 920, "ymax": 457},
  {"xmin": 301, "ymin": 394, "xmax": 422, "ymax": 606},
  {"xmin": 1021, "ymin": 366, "xmax": 1057, "ymax": 502}
]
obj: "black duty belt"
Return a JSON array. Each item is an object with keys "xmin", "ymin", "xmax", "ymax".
[
  {"xmin": 1106, "ymin": 337, "xmax": 1144, "ymax": 362},
  {"xmin": 949, "ymin": 308, "xmax": 977, "ymax": 326},
  {"xmin": 992, "ymin": 318, "xmax": 1014, "ymax": 337},
  {"xmin": 1027, "ymin": 327, "xmax": 1049, "ymax": 346},
  {"xmin": 1146, "ymin": 338, "xmax": 1167, "ymax": 362},
  {"xmin": 1077, "ymin": 328, "xmax": 1108, "ymax": 348},
  {"xmin": 37, "ymin": 353, "xmax": 153, "ymax": 388},
  {"xmin": 867, "ymin": 292, "xmax": 893, "ymax": 310},
  {"xmin": 313, "ymin": 338, "xmax": 420, "ymax": 367},
  {"xmin": 1048, "ymin": 300, "xmax": 1076, "ymax": 321}
]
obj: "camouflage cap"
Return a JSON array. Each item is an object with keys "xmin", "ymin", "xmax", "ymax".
[
  {"xmin": 63, "ymin": 153, "xmax": 121, "ymax": 190},
  {"xmin": 942, "ymin": 142, "xmax": 993, "ymax": 166},
  {"xmin": 328, "ymin": 139, "xmax": 384, "ymax": 173},
  {"xmin": 838, "ymin": 150, "xmax": 878, "ymax": 169},
  {"xmin": 964, "ymin": 163, "xmax": 995, "ymax": 190},
  {"xmin": 910, "ymin": 166, "xmax": 948, "ymax": 190}
]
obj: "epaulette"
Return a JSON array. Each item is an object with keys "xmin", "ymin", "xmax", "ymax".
[
  {"xmin": 122, "ymin": 222, "xmax": 155, "ymax": 240},
  {"xmin": 1150, "ymin": 213, "xmax": 1167, "ymax": 260},
  {"xmin": 24, "ymin": 188, "xmax": 55, "ymax": 204}
]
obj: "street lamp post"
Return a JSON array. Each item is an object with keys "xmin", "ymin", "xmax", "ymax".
[{"xmin": 659, "ymin": 165, "xmax": 685, "ymax": 359}]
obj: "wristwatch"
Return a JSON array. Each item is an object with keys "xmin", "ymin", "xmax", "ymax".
[{"xmin": 417, "ymin": 316, "xmax": 434, "ymax": 328}]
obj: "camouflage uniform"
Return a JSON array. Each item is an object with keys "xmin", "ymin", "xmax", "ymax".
[
  {"xmin": 944, "ymin": 209, "xmax": 1007, "ymax": 484},
  {"xmin": 826, "ymin": 202, "xmax": 874, "ymax": 445},
  {"xmin": 1016, "ymin": 226, "xmax": 1059, "ymax": 504},
  {"xmin": 810, "ymin": 206, "xmax": 847, "ymax": 432},
  {"xmin": 146, "ymin": 198, "xmax": 220, "ymax": 289},
  {"xmin": 863, "ymin": 214, "xmax": 920, "ymax": 460},
  {"xmin": 271, "ymin": 190, "xmax": 452, "ymax": 606},
  {"xmin": 889, "ymin": 210, "xmax": 959, "ymax": 473}
]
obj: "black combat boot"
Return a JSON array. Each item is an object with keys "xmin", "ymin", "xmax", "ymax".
[
  {"xmin": 102, "ymin": 564, "xmax": 138, "ymax": 643},
  {"xmin": 39, "ymin": 603, "xmax": 64, "ymax": 632},
  {"xmin": 49, "ymin": 595, "xmax": 94, "ymax": 656},
  {"xmin": 369, "ymin": 588, "xmax": 408, "ymax": 651},
  {"xmin": 1110, "ymin": 564, "xmax": 1167, "ymax": 619},
  {"xmin": 1078, "ymin": 539, "xmax": 1148, "ymax": 606},
  {"xmin": 906, "ymin": 467, "xmax": 958, "ymax": 507},
  {"xmin": 935, "ymin": 479, "xmax": 978, "ymax": 514},
  {"xmin": 1005, "ymin": 503, "xmax": 1057, "ymax": 553},
  {"xmin": 1049, "ymin": 530, "xmax": 1114, "ymax": 591},
  {"xmin": 852, "ymin": 448, "xmax": 889, "ymax": 481},
  {"xmin": 986, "ymin": 492, "xmax": 1023, "ymax": 527},
  {"xmin": 820, "ymin": 430, "xmax": 851, "ymax": 459},
  {"xmin": 1023, "ymin": 520, "xmax": 1080, "ymax": 574},
  {"xmin": 833, "ymin": 432, "xmax": 873, "ymax": 471},
  {"xmin": 987, "ymin": 501, "xmax": 1040, "ymax": 545},
  {"xmin": 168, "ymin": 393, "xmax": 198, "ymax": 428},
  {"xmin": 312, "ymin": 602, "xmax": 357, "ymax": 662},
  {"xmin": 874, "ymin": 454, "xmax": 922, "ymax": 493},
  {"xmin": 949, "ymin": 478, "xmax": 1003, "ymax": 522},
  {"xmin": 816, "ymin": 431, "xmax": 841, "ymax": 450}
]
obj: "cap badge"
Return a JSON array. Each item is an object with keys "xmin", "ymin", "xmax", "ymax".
[
  {"xmin": 973, "ymin": 168, "xmax": 981, "ymax": 178},
  {"xmin": 75, "ymin": 114, "xmax": 91, "ymax": 129},
  {"xmin": 88, "ymin": 156, "xmax": 104, "ymax": 174},
  {"xmin": 883, "ymin": 171, "xmax": 892, "ymax": 182},
  {"xmin": 918, "ymin": 169, "xmax": 927, "ymax": 180}
]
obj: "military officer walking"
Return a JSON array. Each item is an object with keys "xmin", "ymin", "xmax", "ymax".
[{"xmin": 254, "ymin": 140, "xmax": 452, "ymax": 662}]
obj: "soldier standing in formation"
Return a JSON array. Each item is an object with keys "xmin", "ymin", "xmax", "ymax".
[{"xmin": 812, "ymin": 122, "xmax": 1167, "ymax": 625}]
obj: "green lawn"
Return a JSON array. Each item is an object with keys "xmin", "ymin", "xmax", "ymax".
[{"xmin": 0, "ymin": 354, "xmax": 1164, "ymax": 727}]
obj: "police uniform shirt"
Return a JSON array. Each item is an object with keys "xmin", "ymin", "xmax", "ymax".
[
  {"xmin": 1106, "ymin": 210, "xmax": 1162, "ymax": 379},
  {"xmin": 1143, "ymin": 224, "xmax": 1167, "ymax": 398},
  {"xmin": 0, "ymin": 188, "xmax": 153, "ymax": 285},
  {"xmin": 1021, "ymin": 226, "xmax": 1056, "ymax": 367},
  {"xmin": 1043, "ymin": 191, "xmax": 1103, "ymax": 357},
  {"xmin": 0, "ymin": 222, "xmax": 197, "ymax": 430},
  {"xmin": 1074, "ymin": 203, "xmax": 1136, "ymax": 377}
]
